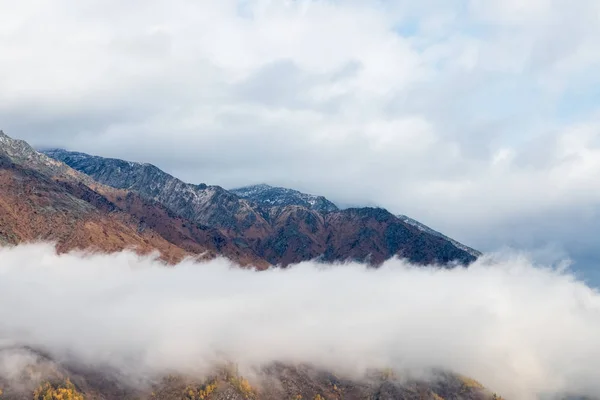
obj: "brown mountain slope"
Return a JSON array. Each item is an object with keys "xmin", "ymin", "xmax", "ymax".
[{"xmin": 0, "ymin": 154, "xmax": 190, "ymax": 263}]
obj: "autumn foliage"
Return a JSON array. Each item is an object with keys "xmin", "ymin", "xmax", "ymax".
[
  {"xmin": 33, "ymin": 379, "xmax": 84, "ymax": 400},
  {"xmin": 184, "ymin": 381, "xmax": 217, "ymax": 400}
]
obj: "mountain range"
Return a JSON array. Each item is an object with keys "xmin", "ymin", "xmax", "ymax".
[
  {"xmin": 36, "ymin": 142, "xmax": 476, "ymax": 267},
  {"xmin": 0, "ymin": 130, "xmax": 478, "ymax": 268}
]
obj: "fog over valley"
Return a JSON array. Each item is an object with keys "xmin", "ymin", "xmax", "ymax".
[{"xmin": 0, "ymin": 244, "xmax": 599, "ymax": 399}]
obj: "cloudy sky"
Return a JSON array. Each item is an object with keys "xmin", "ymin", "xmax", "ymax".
[{"xmin": 1, "ymin": 0, "xmax": 599, "ymax": 278}]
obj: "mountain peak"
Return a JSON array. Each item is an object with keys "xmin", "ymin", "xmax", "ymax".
[
  {"xmin": 231, "ymin": 184, "xmax": 339, "ymax": 213},
  {"xmin": 0, "ymin": 132, "xmax": 92, "ymax": 183},
  {"xmin": 0, "ymin": 129, "xmax": 28, "ymax": 149},
  {"xmin": 1, "ymin": 130, "xmax": 51, "ymax": 166},
  {"xmin": 0, "ymin": 129, "xmax": 12, "ymax": 140}
]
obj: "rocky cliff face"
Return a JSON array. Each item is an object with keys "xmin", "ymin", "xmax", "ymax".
[{"xmin": 43, "ymin": 147, "xmax": 478, "ymax": 267}]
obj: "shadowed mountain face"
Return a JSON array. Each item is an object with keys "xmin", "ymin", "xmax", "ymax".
[{"xmin": 42, "ymin": 147, "xmax": 477, "ymax": 266}]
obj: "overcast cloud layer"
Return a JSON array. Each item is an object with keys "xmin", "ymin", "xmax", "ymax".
[
  {"xmin": 1, "ymin": 244, "xmax": 600, "ymax": 400},
  {"xmin": 1, "ymin": 0, "xmax": 600, "ymax": 277}
]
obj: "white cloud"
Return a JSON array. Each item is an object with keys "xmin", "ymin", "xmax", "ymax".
[
  {"xmin": 469, "ymin": 0, "xmax": 555, "ymax": 24},
  {"xmin": 1, "ymin": 244, "xmax": 600, "ymax": 399}
]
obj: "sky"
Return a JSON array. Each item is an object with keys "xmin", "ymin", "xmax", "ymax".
[{"xmin": 0, "ymin": 0, "xmax": 600, "ymax": 279}]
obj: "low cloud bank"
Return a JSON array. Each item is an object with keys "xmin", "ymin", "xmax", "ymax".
[{"xmin": 0, "ymin": 244, "xmax": 599, "ymax": 399}]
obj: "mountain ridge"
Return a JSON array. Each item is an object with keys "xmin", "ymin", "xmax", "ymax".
[{"xmin": 42, "ymin": 145, "xmax": 478, "ymax": 266}]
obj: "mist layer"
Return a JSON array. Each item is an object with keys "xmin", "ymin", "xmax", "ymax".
[{"xmin": 0, "ymin": 244, "xmax": 598, "ymax": 399}]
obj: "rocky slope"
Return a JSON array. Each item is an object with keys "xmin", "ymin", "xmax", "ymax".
[
  {"xmin": 231, "ymin": 184, "xmax": 339, "ymax": 212},
  {"xmin": 43, "ymin": 148, "xmax": 478, "ymax": 266},
  {"xmin": 41, "ymin": 149, "xmax": 271, "ymax": 236}
]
